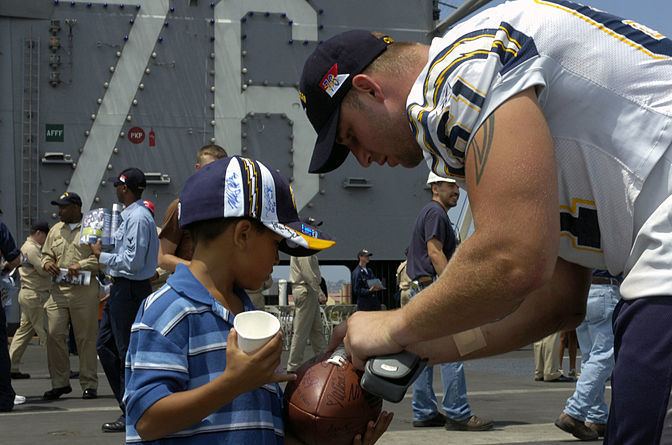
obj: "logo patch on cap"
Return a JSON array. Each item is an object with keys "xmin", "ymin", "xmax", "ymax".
[
  {"xmin": 320, "ymin": 63, "xmax": 349, "ymax": 98},
  {"xmin": 119, "ymin": 175, "xmax": 127, "ymax": 183}
]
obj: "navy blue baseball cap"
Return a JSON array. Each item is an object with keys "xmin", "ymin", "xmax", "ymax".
[
  {"xmin": 299, "ymin": 30, "xmax": 393, "ymax": 174},
  {"xmin": 112, "ymin": 167, "xmax": 146, "ymax": 191},
  {"xmin": 178, "ymin": 156, "xmax": 335, "ymax": 256},
  {"xmin": 50, "ymin": 191, "xmax": 82, "ymax": 207}
]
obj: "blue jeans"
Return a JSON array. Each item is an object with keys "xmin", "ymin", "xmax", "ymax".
[
  {"xmin": 564, "ymin": 284, "xmax": 619, "ymax": 424},
  {"xmin": 408, "ymin": 283, "xmax": 471, "ymax": 421},
  {"xmin": 412, "ymin": 362, "xmax": 472, "ymax": 421}
]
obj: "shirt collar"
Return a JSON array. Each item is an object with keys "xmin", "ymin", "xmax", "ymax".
[
  {"xmin": 120, "ymin": 200, "xmax": 142, "ymax": 217},
  {"xmin": 63, "ymin": 220, "xmax": 81, "ymax": 231},
  {"xmin": 167, "ymin": 264, "xmax": 255, "ymax": 320}
]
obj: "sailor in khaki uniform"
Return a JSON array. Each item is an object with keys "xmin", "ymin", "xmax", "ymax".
[
  {"xmin": 41, "ymin": 192, "xmax": 99, "ymax": 400},
  {"xmin": 8, "ymin": 222, "xmax": 52, "ymax": 379},
  {"xmin": 396, "ymin": 259, "xmax": 412, "ymax": 307},
  {"xmin": 286, "ymin": 218, "xmax": 327, "ymax": 372}
]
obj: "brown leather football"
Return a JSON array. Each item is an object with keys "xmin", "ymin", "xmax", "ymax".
[{"xmin": 284, "ymin": 352, "xmax": 383, "ymax": 445}]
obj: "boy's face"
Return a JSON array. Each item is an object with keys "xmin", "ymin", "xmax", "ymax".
[{"xmin": 238, "ymin": 226, "xmax": 282, "ymax": 290}]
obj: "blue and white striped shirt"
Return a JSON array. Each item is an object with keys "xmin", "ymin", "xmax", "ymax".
[
  {"xmin": 124, "ymin": 264, "xmax": 284, "ymax": 444},
  {"xmin": 99, "ymin": 200, "xmax": 159, "ymax": 280}
]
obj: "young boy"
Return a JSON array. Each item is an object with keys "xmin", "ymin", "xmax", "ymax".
[{"xmin": 124, "ymin": 157, "xmax": 390, "ymax": 444}]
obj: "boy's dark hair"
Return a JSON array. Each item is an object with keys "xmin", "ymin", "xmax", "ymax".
[{"xmin": 187, "ymin": 217, "xmax": 267, "ymax": 247}]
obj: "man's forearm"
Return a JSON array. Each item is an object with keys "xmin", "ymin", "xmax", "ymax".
[
  {"xmin": 394, "ymin": 233, "xmax": 559, "ymax": 348},
  {"xmin": 406, "ymin": 258, "xmax": 591, "ymax": 363}
]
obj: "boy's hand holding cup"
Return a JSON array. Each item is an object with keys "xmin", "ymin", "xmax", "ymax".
[{"xmin": 225, "ymin": 311, "xmax": 295, "ymax": 393}]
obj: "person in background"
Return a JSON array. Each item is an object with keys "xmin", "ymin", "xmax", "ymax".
[
  {"xmin": 9, "ymin": 221, "xmax": 51, "ymax": 379},
  {"xmin": 396, "ymin": 255, "xmax": 412, "ymax": 307},
  {"xmin": 555, "ymin": 271, "xmax": 620, "ymax": 440},
  {"xmin": 559, "ymin": 329, "xmax": 578, "ymax": 378},
  {"xmin": 157, "ymin": 144, "xmax": 227, "ymax": 273},
  {"xmin": 91, "ymin": 168, "xmax": 159, "ymax": 433},
  {"xmin": 287, "ymin": 217, "xmax": 328, "ymax": 372},
  {"xmin": 406, "ymin": 172, "xmax": 492, "ymax": 431},
  {"xmin": 42, "ymin": 192, "xmax": 100, "ymax": 401},
  {"xmin": 0, "ymin": 218, "xmax": 24, "ymax": 411},
  {"xmin": 351, "ymin": 249, "xmax": 383, "ymax": 311},
  {"xmin": 533, "ymin": 332, "xmax": 573, "ymax": 383}
]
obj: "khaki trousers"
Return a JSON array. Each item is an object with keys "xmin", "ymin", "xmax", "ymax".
[
  {"xmin": 287, "ymin": 284, "xmax": 327, "ymax": 372},
  {"xmin": 400, "ymin": 288, "xmax": 412, "ymax": 307},
  {"xmin": 533, "ymin": 331, "xmax": 562, "ymax": 381},
  {"xmin": 45, "ymin": 285, "xmax": 99, "ymax": 390},
  {"xmin": 9, "ymin": 289, "xmax": 49, "ymax": 372}
]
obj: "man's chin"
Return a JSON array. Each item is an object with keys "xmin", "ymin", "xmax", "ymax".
[{"xmin": 400, "ymin": 157, "xmax": 423, "ymax": 168}]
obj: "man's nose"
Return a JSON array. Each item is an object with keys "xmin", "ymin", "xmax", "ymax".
[{"xmin": 352, "ymin": 146, "xmax": 372, "ymax": 167}]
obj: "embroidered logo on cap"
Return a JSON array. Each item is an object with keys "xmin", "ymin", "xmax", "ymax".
[
  {"xmin": 119, "ymin": 175, "xmax": 127, "ymax": 183},
  {"xmin": 320, "ymin": 63, "xmax": 349, "ymax": 98}
]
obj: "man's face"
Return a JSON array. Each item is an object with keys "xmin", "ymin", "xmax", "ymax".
[
  {"xmin": 434, "ymin": 182, "xmax": 460, "ymax": 209},
  {"xmin": 359, "ymin": 254, "xmax": 370, "ymax": 265},
  {"xmin": 115, "ymin": 184, "xmax": 125, "ymax": 202},
  {"xmin": 57, "ymin": 203, "xmax": 80, "ymax": 223},
  {"xmin": 336, "ymin": 94, "xmax": 423, "ymax": 169}
]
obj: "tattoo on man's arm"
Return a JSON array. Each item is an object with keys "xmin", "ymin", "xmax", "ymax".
[{"xmin": 471, "ymin": 114, "xmax": 495, "ymax": 185}]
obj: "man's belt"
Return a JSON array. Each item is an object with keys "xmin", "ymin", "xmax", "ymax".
[
  {"xmin": 591, "ymin": 276, "xmax": 620, "ymax": 286},
  {"xmin": 415, "ymin": 276, "xmax": 433, "ymax": 285},
  {"xmin": 110, "ymin": 276, "xmax": 149, "ymax": 283},
  {"xmin": 410, "ymin": 276, "xmax": 435, "ymax": 292}
]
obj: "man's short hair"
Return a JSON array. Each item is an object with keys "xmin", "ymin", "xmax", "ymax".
[{"xmin": 196, "ymin": 144, "xmax": 227, "ymax": 164}]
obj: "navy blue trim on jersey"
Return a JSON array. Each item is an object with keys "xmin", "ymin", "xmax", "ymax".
[
  {"xmin": 560, "ymin": 206, "xmax": 601, "ymax": 250},
  {"xmin": 498, "ymin": 22, "xmax": 539, "ymax": 75},
  {"xmin": 452, "ymin": 78, "xmax": 486, "ymax": 109},
  {"xmin": 542, "ymin": 0, "xmax": 672, "ymax": 58},
  {"xmin": 419, "ymin": 52, "xmax": 488, "ymax": 158}
]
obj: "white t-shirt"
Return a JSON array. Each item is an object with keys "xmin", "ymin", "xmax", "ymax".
[{"xmin": 406, "ymin": 0, "xmax": 672, "ymax": 298}]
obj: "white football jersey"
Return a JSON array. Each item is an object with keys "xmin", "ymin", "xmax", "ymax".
[{"xmin": 407, "ymin": 0, "xmax": 672, "ymax": 277}]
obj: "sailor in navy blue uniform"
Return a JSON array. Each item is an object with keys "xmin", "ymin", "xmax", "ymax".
[{"xmin": 351, "ymin": 249, "xmax": 382, "ymax": 311}]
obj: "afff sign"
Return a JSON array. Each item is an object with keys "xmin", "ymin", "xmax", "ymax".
[
  {"xmin": 128, "ymin": 127, "xmax": 145, "ymax": 144},
  {"xmin": 45, "ymin": 124, "xmax": 64, "ymax": 142}
]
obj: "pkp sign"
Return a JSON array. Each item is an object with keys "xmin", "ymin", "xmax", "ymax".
[{"xmin": 128, "ymin": 127, "xmax": 145, "ymax": 144}]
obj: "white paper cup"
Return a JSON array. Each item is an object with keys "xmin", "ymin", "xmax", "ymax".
[{"xmin": 233, "ymin": 310, "xmax": 281, "ymax": 353}]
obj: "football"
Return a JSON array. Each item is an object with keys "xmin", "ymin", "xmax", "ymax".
[{"xmin": 284, "ymin": 351, "xmax": 383, "ymax": 445}]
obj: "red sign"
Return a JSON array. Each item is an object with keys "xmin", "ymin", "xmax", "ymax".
[
  {"xmin": 149, "ymin": 128, "xmax": 156, "ymax": 147},
  {"xmin": 128, "ymin": 127, "xmax": 145, "ymax": 144}
]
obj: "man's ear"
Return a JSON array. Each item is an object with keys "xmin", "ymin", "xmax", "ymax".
[
  {"xmin": 351, "ymin": 74, "xmax": 386, "ymax": 103},
  {"xmin": 232, "ymin": 219, "xmax": 253, "ymax": 250}
]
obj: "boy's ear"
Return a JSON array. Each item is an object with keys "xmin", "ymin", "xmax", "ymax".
[{"xmin": 232, "ymin": 219, "xmax": 253, "ymax": 249}]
